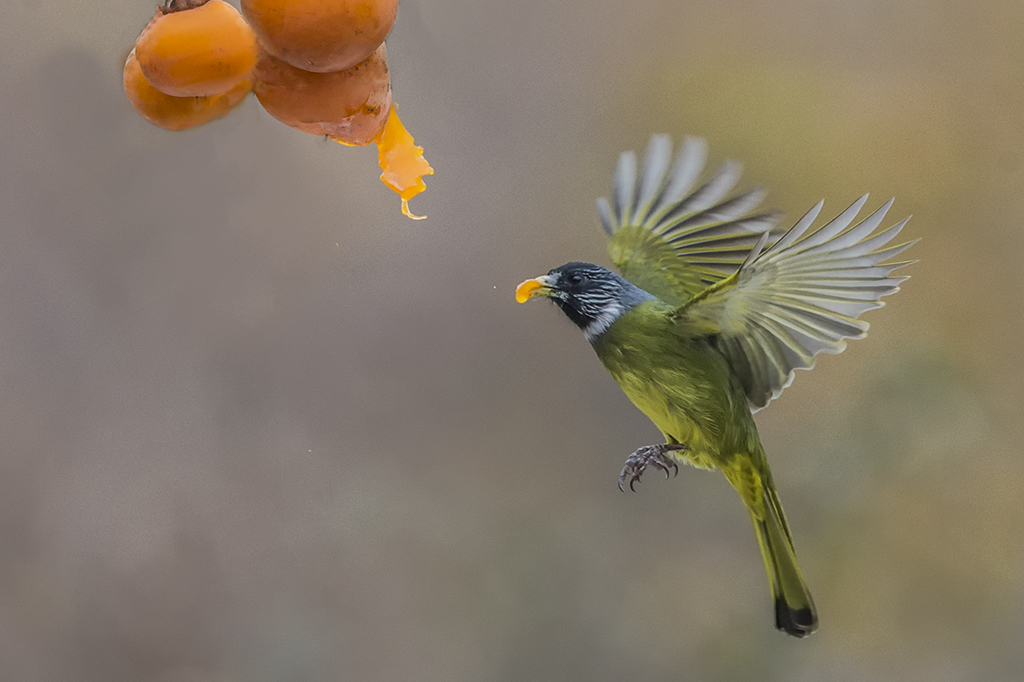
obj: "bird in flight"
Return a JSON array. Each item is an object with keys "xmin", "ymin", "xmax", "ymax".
[{"xmin": 516, "ymin": 135, "xmax": 915, "ymax": 637}]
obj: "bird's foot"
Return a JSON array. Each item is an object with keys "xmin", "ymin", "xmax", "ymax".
[{"xmin": 618, "ymin": 444, "xmax": 688, "ymax": 492}]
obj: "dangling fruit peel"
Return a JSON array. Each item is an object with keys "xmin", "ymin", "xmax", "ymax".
[{"xmin": 372, "ymin": 105, "xmax": 434, "ymax": 220}]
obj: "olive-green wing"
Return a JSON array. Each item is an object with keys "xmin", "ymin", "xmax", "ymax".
[
  {"xmin": 597, "ymin": 135, "xmax": 781, "ymax": 307},
  {"xmin": 683, "ymin": 195, "xmax": 916, "ymax": 411}
]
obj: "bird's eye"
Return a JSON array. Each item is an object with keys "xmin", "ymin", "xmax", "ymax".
[{"xmin": 569, "ymin": 273, "xmax": 584, "ymax": 285}]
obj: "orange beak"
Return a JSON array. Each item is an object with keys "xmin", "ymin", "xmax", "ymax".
[{"xmin": 515, "ymin": 275, "xmax": 553, "ymax": 303}]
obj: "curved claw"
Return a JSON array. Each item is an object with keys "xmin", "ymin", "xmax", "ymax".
[
  {"xmin": 618, "ymin": 467, "xmax": 637, "ymax": 492},
  {"xmin": 617, "ymin": 443, "xmax": 687, "ymax": 492},
  {"xmin": 648, "ymin": 458, "xmax": 671, "ymax": 479}
]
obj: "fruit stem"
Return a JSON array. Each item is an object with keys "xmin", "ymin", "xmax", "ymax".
[{"xmin": 159, "ymin": 0, "xmax": 209, "ymax": 14}]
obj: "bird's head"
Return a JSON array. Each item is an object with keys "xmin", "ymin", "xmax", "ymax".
[{"xmin": 516, "ymin": 262, "xmax": 654, "ymax": 342}]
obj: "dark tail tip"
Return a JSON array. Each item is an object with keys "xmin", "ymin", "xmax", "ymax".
[{"xmin": 775, "ymin": 597, "xmax": 818, "ymax": 638}]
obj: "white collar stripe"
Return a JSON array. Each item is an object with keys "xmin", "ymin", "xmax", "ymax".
[{"xmin": 583, "ymin": 302, "xmax": 625, "ymax": 342}]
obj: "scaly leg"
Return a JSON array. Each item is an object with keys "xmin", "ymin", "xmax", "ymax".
[{"xmin": 618, "ymin": 443, "xmax": 688, "ymax": 492}]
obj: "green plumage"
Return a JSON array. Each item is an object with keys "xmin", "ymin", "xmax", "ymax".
[
  {"xmin": 595, "ymin": 299, "xmax": 817, "ymax": 635},
  {"xmin": 523, "ymin": 134, "xmax": 914, "ymax": 636}
]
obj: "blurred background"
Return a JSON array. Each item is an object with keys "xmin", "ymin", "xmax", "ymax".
[{"xmin": 1, "ymin": 0, "xmax": 1022, "ymax": 680}]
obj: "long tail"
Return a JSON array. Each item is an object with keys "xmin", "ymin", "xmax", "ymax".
[{"xmin": 749, "ymin": 479, "xmax": 818, "ymax": 637}]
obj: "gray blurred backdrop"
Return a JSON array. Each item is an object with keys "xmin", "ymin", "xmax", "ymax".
[{"xmin": 1, "ymin": 1, "xmax": 1023, "ymax": 680}]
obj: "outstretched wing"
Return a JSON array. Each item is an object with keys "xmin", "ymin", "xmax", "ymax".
[
  {"xmin": 683, "ymin": 195, "xmax": 916, "ymax": 411},
  {"xmin": 598, "ymin": 135, "xmax": 781, "ymax": 307}
]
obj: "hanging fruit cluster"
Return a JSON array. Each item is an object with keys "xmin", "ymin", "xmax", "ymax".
[{"xmin": 123, "ymin": 0, "xmax": 432, "ymax": 219}]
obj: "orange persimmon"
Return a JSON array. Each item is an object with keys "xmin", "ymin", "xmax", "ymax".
[
  {"xmin": 124, "ymin": 48, "xmax": 251, "ymax": 131},
  {"xmin": 241, "ymin": 0, "xmax": 397, "ymax": 73},
  {"xmin": 135, "ymin": 0, "xmax": 257, "ymax": 98},
  {"xmin": 253, "ymin": 44, "xmax": 391, "ymax": 145},
  {"xmin": 375, "ymin": 105, "xmax": 433, "ymax": 220}
]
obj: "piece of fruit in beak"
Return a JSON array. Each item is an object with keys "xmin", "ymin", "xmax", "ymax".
[{"xmin": 515, "ymin": 276, "xmax": 550, "ymax": 303}]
